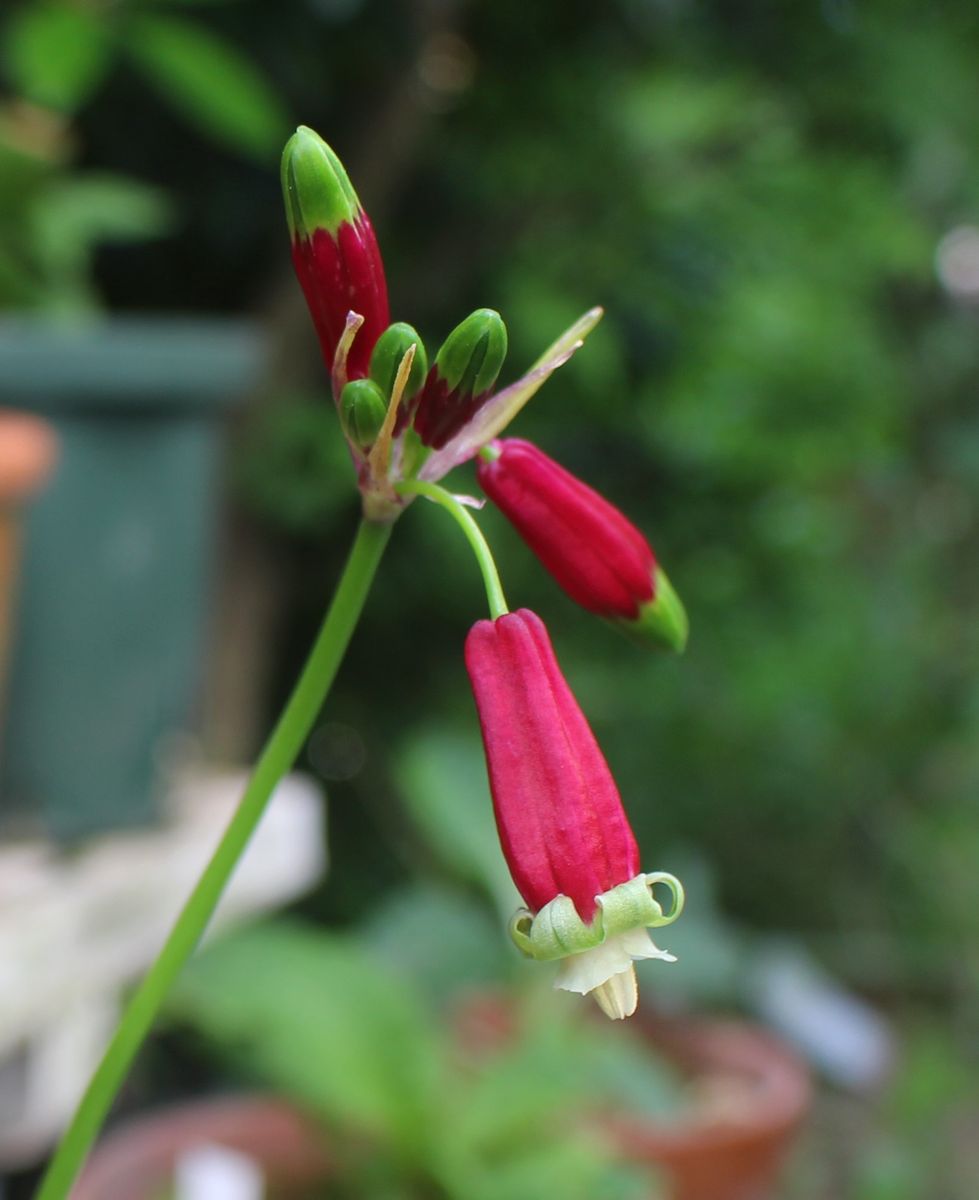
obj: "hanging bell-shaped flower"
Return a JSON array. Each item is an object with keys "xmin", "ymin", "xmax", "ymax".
[{"xmin": 465, "ymin": 607, "xmax": 683, "ymax": 1018}]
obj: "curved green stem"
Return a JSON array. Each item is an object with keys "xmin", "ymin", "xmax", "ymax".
[
  {"xmin": 397, "ymin": 479, "xmax": 508, "ymax": 618},
  {"xmin": 35, "ymin": 517, "xmax": 393, "ymax": 1200}
]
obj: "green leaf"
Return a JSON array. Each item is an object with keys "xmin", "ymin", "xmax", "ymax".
[
  {"xmin": 3, "ymin": 1, "xmax": 110, "ymax": 111},
  {"xmin": 440, "ymin": 1001, "xmax": 664, "ymax": 1200},
  {"xmin": 169, "ymin": 921, "xmax": 442, "ymax": 1161},
  {"xmin": 32, "ymin": 173, "xmax": 173, "ymax": 274},
  {"xmin": 125, "ymin": 13, "xmax": 288, "ymax": 159},
  {"xmin": 24, "ymin": 172, "xmax": 173, "ymax": 313},
  {"xmin": 0, "ymin": 244, "xmax": 43, "ymax": 307},
  {"xmin": 396, "ymin": 731, "xmax": 520, "ymax": 915}
]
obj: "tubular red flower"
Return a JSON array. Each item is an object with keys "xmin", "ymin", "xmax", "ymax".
[
  {"xmin": 465, "ymin": 608, "xmax": 639, "ymax": 923},
  {"xmin": 476, "ymin": 439, "xmax": 655, "ymax": 619}
]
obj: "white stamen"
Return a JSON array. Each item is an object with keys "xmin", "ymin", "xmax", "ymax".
[{"xmin": 591, "ymin": 966, "xmax": 638, "ymax": 1020}]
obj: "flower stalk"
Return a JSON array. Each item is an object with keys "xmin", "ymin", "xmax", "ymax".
[
  {"xmin": 35, "ymin": 519, "xmax": 393, "ymax": 1200},
  {"xmin": 397, "ymin": 479, "xmax": 508, "ymax": 619}
]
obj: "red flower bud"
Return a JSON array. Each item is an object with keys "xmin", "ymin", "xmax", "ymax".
[
  {"xmin": 282, "ymin": 127, "xmax": 390, "ymax": 381},
  {"xmin": 465, "ymin": 608, "xmax": 683, "ymax": 1019},
  {"xmin": 477, "ymin": 439, "xmax": 688, "ymax": 651}
]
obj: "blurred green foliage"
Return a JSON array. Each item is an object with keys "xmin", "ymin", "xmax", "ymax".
[
  {"xmin": 785, "ymin": 1020, "xmax": 979, "ymax": 1200},
  {"xmin": 0, "ymin": 0, "xmax": 288, "ymax": 310},
  {"xmin": 170, "ymin": 912, "xmax": 671, "ymax": 1199}
]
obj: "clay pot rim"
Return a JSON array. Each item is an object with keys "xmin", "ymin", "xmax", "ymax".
[
  {"xmin": 605, "ymin": 1014, "xmax": 811, "ymax": 1156},
  {"xmin": 74, "ymin": 1094, "xmax": 331, "ymax": 1200}
]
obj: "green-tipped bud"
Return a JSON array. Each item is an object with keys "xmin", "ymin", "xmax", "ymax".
[
  {"xmin": 412, "ymin": 309, "xmax": 509, "ymax": 449},
  {"xmin": 340, "ymin": 379, "xmax": 388, "ymax": 452},
  {"xmin": 631, "ymin": 566, "xmax": 689, "ymax": 653},
  {"xmin": 281, "ymin": 125, "xmax": 360, "ymax": 240},
  {"xmin": 369, "ymin": 322, "xmax": 428, "ymax": 401},
  {"xmin": 434, "ymin": 308, "xmax": 508, "ymax": 397}
]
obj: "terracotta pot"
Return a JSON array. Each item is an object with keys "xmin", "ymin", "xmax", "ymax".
[
  {"xmin": 611, "ymin": 1014, "xmax": 810, "ymax": 1200},
  {"xmin": 453, "ymin": 995, "xmax": 811, "ymax": 1200},
  {"xmin": 73, "ymin": 1095, "xmax": 332, "ymax": 1200},
  {"xmin": 0, "ymin": 410, "xmax": 58, "ymax": 737}
]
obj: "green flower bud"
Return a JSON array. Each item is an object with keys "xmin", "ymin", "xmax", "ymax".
[
  {"xmin": 340, "ymin": 378, "xmax": 388, "ymax": 452},
  {"xmin": 434, "ymin": 308, "xmax": 507, "ymax": 397},
  {"xmin": 369, "ymin": 322, "xmax": 428, "ymax": 401},
  {"xmin": 281, "ymin": 125, "xmax": 360, "ymax": 240},
  {"xmin": 413, "ymin": 309, "xmax": 508, "ymax": 450}
]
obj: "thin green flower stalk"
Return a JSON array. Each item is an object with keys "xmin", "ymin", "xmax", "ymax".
[
  {"xmin": 35, "ymin": 518, "xmax": 392, "ymax": 1200},
  {"xmin": 397, "ymin": 478, "xmax": 508, "ymax": 619}
]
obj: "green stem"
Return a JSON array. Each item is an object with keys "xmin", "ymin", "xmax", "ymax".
[
  {"xmin": 35, "ymin": 517, "xmax": 393, "ymax": 1200},
  {"xmin": 398, "ymin": 480, "xmax": 508, "ymax": 618}
]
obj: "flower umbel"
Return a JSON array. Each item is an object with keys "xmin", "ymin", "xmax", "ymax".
[
  {"xmin": 477, "ymin": 438, "xmax": 688, "ymax": 652},
  {"xmin": 282, "ymin": 126, "xmax": 604, "ymax": 521},
  {"xmin": 465, "ymin": 608, "xmax": 683, "ymax": 1018}
]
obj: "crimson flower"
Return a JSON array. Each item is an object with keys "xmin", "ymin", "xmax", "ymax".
[
  {"xmin": 477, "ymin": 438, "xmax": 688, "ymax": 652},
  {"xmin": 465, "ymin": 608, "xmax": 682, "ymax": 1019}
]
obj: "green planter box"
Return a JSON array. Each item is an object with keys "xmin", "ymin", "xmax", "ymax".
[{"xmin": 0, "ymin": 318, "xmax": 264, "ymax": 840}]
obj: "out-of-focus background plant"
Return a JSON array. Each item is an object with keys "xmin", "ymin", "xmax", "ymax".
[
  {"xmin": 1, "ymin": 1, "xmax": 977, "ymax": 1197},
  {"xmin": 0, "ymin": 0, "xmax": 290, "ymax": 312}
]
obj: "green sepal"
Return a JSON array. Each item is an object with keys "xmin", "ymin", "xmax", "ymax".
[
  {"xmin": 281, "ymin": 125, "xmax": 360, "ymax": 239},
  {"xmin": 433, "ymin": 308, "xmax": 507, "ymax": 396},
  {"xmin": 508, "ymin": 871, "xmax": 684, "ymax": 963},
  {"xmin": 340, "ymin": 378, "xmax": 388, "ymax": 452},
  {"xmin": 369, "ymin": 322, "xmax": 428, "ymax": 401},
  {"xmin": 622, "ymin": 566, "xmax": 689, "ymax": 653}
]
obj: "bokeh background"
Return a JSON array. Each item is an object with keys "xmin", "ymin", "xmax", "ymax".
[{"xmin": 1, "ymin": 1, "xmax": 977, "ymax": 1197}]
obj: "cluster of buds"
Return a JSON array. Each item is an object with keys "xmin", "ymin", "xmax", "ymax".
[{"xmin": 283, "ymin": 127, "xmax": 688, "ymax": 1017}]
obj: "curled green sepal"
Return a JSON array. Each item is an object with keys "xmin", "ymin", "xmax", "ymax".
[{"xmin": 508, "ymin": 870, "xmax": 684, "ymax": 962}]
